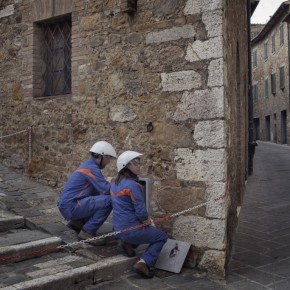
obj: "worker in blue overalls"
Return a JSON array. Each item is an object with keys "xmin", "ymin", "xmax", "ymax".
[
  {"xmin": 58, "ymin": 141, "xmax": 117, "ymax": 246},
  {"xmin": 111, "ymin": 151, "xmax": 168, "ymax": 278}
]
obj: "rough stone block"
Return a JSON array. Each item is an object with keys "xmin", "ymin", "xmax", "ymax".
[
  {"xmin": 146, "ymin": 24, "xmax": 196, "ymax": 44},
  {"xmin": 184, "ymin": 0, "xmax": 222, "ymax": 15},
  {"xmin": 171, "ymin": 87, "xmax": 224, "ymax": 121},
  {"xmin": 173, "ymin": 215, "xmax": 226, "ymax": 250},
  {"xmin": 161, "ymin": 70, "xmax": 202, "ymax": 92},
  {"xmin": 194, "ymin": 120, "xmax": 225, "ymax": 148},
  {"xmin": 202, "ymin": 10, "xmax": 223, "ymax": 38},
  {"xmin": 0, "ymin": 5, "xmax": 14, "ymax": 19},
  {"xmin": 186, "ymin": 37, "xmax": 223, "ymax": 61},
  {"xmin": 205, "ymin": 181, "xmax": 227, "ymax": 219},
  {"xmin": 199, "ymin": 250, "xmax": 226, "ymax": 276},
  {"xmin": 109, "ymin": 105, "xmax": 137, "ymax": 122},
  {"xmin": 208, "ymin": 58, "xmax": 223, "ymax": 87},
  {"xmin": 174, "ymin": 148, "xmax": 225, "ymax": 182}
]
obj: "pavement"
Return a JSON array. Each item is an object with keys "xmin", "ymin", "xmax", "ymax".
[{"xmin": 0, "ymin": 141, "xmax": 290, "ymax": 289}]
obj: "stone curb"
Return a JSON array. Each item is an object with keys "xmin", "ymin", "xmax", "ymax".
[
  {"xmin": 0, "ymin": 236, "xmax": 62, "ymax": 263},
  {"xmin": 1, "ymin": 254, "xmax": 137, "ymax": 290},
  {"xmin": 0, "ymin": 215, "xmax": 24, "ymax": 231}
]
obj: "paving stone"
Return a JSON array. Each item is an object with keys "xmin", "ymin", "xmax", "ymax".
[
  {"xmin": 229, "ymin": 279, "xmax": 269, "ymax": 290},
  {"xmin": 269, "ymin": 245, "xmax": 290, "ymax": 260},
  {"xmin": 39, "ymin": 222, "xmax": 70, "ymax": 235},
  {"xmin": 268, "ymin": 279, "xmax": 290, "ymax": 290},
  {"xmin": 0, "ymin": 229, "xmax": 51, "ymax": 247},
  {"xmin": 0, "ymin": 273, "xmax": 26, "ymax": 287},
  {"xmin": 13, "ymin": 209, "xmax": 44, "ymax": 217},
  {"xmin": 233, "ymin": 266, "xmax": 284, "ymax": 286},
  {"xmin": 258, "ymin": 257, "xmax": 290, "ymax": 278},
  {"xmin": 27, "ymin": 264, "xmax": 73, "ymax": 278}
]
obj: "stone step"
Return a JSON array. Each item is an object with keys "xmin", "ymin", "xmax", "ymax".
[
  {"xmin": 0, "ymin": 228, "xmax": 62, "ymax": 263},
  {"xmin": 0, "ymin": 215, "xmax": 24, "ymax": 231},
  {"xmin": 0, "ymin": 253, "xmax": 137, "ymax": 290},
  {"xmin": 0, "ymin": 236, "xmax": 62, "ymax": 263}
]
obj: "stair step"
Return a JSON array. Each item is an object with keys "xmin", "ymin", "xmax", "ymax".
[
  {"xmin": 0, "ymin": 236, "xmax": 62, "ymax": 263},
  {"xmin": 0, "ymin": 215, "xmax": 24, "ymax": 231},
  {"xmin": 0, "ymin": 254, "xmax": 136, "ymax": 290}
]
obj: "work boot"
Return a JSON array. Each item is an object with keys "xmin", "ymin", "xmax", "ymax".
[
  {"xmin": 78, "ymin": 230, "xmax": 106, "ymax": 246},
  {"xmin": 133, "ymin": 260, "xmax": 154, "ymax": 279},
  {"xmin": 118, "ymin": 240, "xmax": 136, "ymax": 257},
  {"xmin": 67, "ymin": 219, "xmax": 83, "ymax": 233}
]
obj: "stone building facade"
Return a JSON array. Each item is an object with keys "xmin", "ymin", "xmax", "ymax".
[
  {"xmin": 0, "ymin": 0, "xmax": 252, "ymax": 276},
  {"xmin": 251, "ymin": 1, "xmax": 290, "ymax": 144}
]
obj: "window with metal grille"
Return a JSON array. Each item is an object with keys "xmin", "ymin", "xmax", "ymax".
[{"xmin": 39, "ymin": 17, "xmax": 71, "ymax": 97}]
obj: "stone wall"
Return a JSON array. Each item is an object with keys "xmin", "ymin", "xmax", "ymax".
[{"xmin": 0, "ymin": 0, "xmax": 250, "ymax": 276}]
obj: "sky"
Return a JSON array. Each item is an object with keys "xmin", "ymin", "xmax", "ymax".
[{"xmin": 251, "ymin": 0, "xmax": 285, "ymax": 24}]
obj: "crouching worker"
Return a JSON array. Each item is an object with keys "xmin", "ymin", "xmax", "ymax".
[
  {"xmin": 57, "ymin": 141, "xmax": 117, "ymax": 246},
  {"xmin": 111, "ymin": 151, "xmax": 168, "ymax": 278}
]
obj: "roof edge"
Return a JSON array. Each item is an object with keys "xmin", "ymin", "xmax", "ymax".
[{"xmin": 251, "ymin": 1, "xmax": 290, "ymax": 46}]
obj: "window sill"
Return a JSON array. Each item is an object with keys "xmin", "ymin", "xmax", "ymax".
[{"xmin": 33, "ymin": 93, "xmax": 72, "ymax": 101}]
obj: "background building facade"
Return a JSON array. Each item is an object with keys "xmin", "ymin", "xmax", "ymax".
[
  {"xmin": 251, "ymin": 1, "xmax": 290, "ymax": 144},
  {"xmin": 0, "ymin": 0, "xmax": 253, "ymax": 275}
]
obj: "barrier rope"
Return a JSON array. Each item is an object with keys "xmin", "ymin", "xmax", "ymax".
[
  {"xmin": 0, "ymin": 129, "xmax": 27, "ymax": 139},
  {"xmin": 0, "ymin": 127, "xmax": 32, "ymax": 163}
]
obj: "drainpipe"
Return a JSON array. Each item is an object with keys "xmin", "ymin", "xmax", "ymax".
[{"xmin": 247, "ymin": 0, "xmax": 254, "ymax": 175}]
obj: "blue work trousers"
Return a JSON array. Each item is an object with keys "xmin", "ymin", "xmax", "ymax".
[
  {"xmin": 118, "ymin": 226, "xmax": 168, "ymax": 267},
  {"xmin": 58, "ymin": 195, "xmax": 112, "ymax": 235}
]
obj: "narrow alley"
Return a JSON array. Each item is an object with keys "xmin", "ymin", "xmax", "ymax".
[{"xmin": 228, "ymin": 141, "xmax": 290, "ymax": 289}]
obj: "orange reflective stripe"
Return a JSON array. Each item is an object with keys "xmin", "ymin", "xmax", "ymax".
[
  {"xmin": 76, "ymin": 168, "xmax": 96, "ymax": 180},
  {"xmin": 116, "ymin": 188, "xmax": 136, "ymax": 203}
]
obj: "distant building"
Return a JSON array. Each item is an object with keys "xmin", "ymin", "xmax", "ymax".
[
  {"xmin": 251, "ymin": 1, "xmax": 290, "ymax": 144},
  {"xmin": 251, "ymin": 24, "xmax": 264, "ymax": 39}
]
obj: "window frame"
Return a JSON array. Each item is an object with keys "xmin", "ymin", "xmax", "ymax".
[
  {"xmin": 252, "ymin": 49, "xmax": 257, "ymax": 68},
  {"xmin": 34, "ymin": 15, "xmax": 72, "ymax": 98},
  {"xmin": 272, "ymin": 33, "xmax": 276, "ymax": 54},
  {"xmin": 264, "ymin": 40, "xmax": 268, "ymax": 61},
  {"xmin": 264, "ymin": 78, "xmax": 269, "ymax": 97},
  {"xmin": 280, "ymin": 23, "xmax": 284, "ymax": 46},
  {"xmin": 280, "ymin": 66, "xmax": 285, "ymax": 90},
  {"xmin": 271, "ymin": 73, "xmax": 276, "ymax": 95},
  {"xmin": 252, "ymin": 83, "xmax": 259, "ymax": 103}
]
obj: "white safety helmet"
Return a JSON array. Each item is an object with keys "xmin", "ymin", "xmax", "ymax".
[
  {"xmin": 90, "ymin": 141, "xmax": 117, "ymax": 158},
  {"xmin": 117, "ymin": 151, "xmax": 143, "ymax": 172}
]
